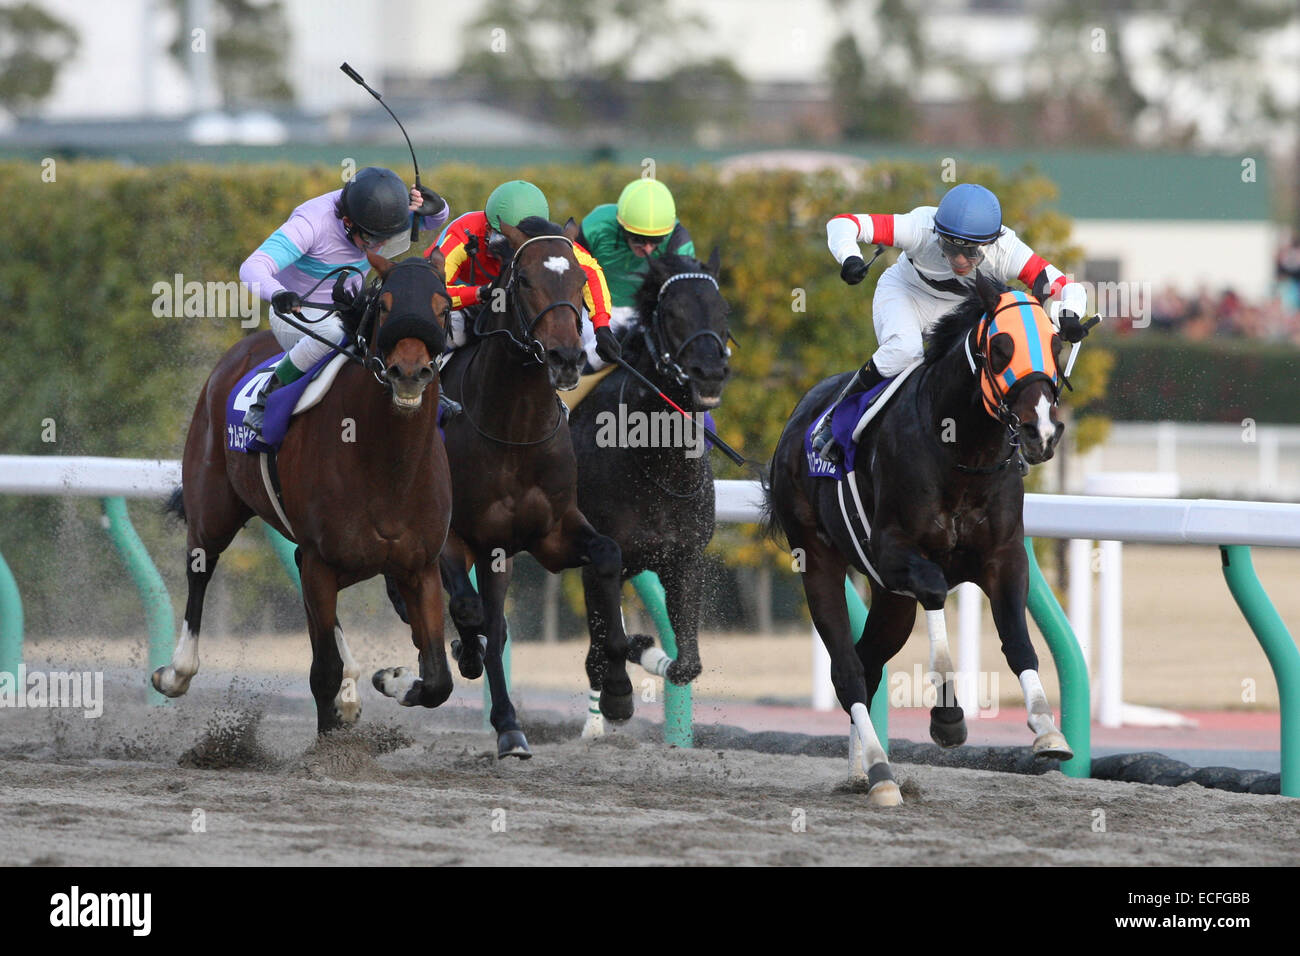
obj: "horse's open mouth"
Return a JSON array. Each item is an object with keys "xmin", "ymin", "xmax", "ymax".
[
  {"xmin": 549, "ymin": 367, "xmax": 582, "ymax": 391},
  {"xmin": 391, "ymin": 392, "xmax": 424, "ymax": 413},
  {"xmin": 690, "ymin": 381, "xmax": 725, "ymax": 410}
]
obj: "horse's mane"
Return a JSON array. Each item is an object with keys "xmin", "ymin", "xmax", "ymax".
[
  {"xmin": 632, "ymin": 253, "xmax": 710, "ymax": 328},
  {"xmin": 516, "ymin": 215, "xmax": 565, "ymax": 238},
  {"xmin": 922, "ymin": 274, "xmax": 1010, "ymax": 366}
]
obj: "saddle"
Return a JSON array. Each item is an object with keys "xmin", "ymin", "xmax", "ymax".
[
  {"xmin": 803, "ymin": 360, "xmax": 922, "ymax": 480},
  {"xmin": 225, "ymin": 346, "xmax": 352, "ymax": 454}
]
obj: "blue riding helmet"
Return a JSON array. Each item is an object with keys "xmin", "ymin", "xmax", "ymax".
[{"xmin": 934, "ymin": 183, "xmax": 1003, "ymax": 245}]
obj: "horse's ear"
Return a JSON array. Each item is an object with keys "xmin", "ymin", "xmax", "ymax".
[
  {"xmin": 562, "ymin": 217, "xmax": 580, "ymax": 242},
  {"xmin": 425, "ymin": 247, "xmax": 446, "ymax": 276},
  {"xmin": 367, "ymin": 249, "xmax": 394, "ymax": 279},
  {"xmin": 500, "ymin": 221, "xmax": 526, "ymax": 250},
  {"xmin": 974, "ymin": 268, "xmax": 1000, "ymax": 316},
  {"xmin": 706, "ymin": 246, "xmax": 721, "ymax": 277},
  {"xmin": 988, "ymin": 331, "xmax": 1015, "ymax": 374}
]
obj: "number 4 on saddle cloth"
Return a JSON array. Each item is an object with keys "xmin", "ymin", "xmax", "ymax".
[
  {"xmin": 803, "ymin": 361, "xmax": 922, "ymax": 481},
  {"xmin": 225, "ymin": 346, "xmax": 352, "ymax": 454}
]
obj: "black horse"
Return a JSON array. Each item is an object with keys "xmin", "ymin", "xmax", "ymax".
[
  {"xmin": 568, "ymin": 252, "xmax": 731, "ymax": 736},
  {"xmin": 763, "ymin": 270, "xmax": 1072, "ymax": 806}
]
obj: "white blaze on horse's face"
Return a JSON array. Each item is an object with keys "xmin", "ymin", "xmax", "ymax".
[
  {"xmin": 543, "ymin": 256, "xmax": 570, "ymax": 274},
  {"xmin": 1034, "ymin": 394, "xmax": 1053, "ymax": 447}
]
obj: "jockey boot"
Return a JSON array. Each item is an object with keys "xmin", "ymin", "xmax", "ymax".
[
  {"xmin": 245, "ymin": 357, "xmax": 303, "ymax": 437},
  {"xmin": 438, "ymin": 384, "xmax": 462, "ymax": 420},
  {"xmin": 812, "ymin": 359, "xmax": 886, "ymax": 466}
]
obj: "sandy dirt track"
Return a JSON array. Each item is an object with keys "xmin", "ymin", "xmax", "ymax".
[{"xmin": 2, "ymin": 675, "xmax": 1297, "ymax": 867}]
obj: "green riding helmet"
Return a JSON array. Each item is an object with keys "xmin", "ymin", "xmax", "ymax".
[
  {"xmin": 616, "ymin": 178, "xmax": 676, "ymax": 237},
  {"xmin": 485, "ymin": 180, "xmax": 550, "ymax": 231}
]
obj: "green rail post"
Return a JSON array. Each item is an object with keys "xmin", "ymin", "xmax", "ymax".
[
  {"xmin": 468, "ymin": 566, "xmax": 512, "ymax": 732},
  {"xmin": 844, "ymin": 577, "xmax": 889, "ymax": 754},
  {"xmin": 101, "ymin": 497, "xmax": 173, "ymax": 706},
  {"xmin": 263, "ymin": 524, "xmax": 301, "ymax": 593},
  {"xmin": 1024, "ymin": 537, "xmax": 1091, "ymax": 778},
  {"xmin": 0, "ymin": 551, "xmax": 22, "ymax": 679},
  {"xmin": 1220, "ymin": 545, "xmax": 1300, "ymax": 798},
  {"xmin": 632, "ymin": 571, "xmax": 692, "ymax": 748}
]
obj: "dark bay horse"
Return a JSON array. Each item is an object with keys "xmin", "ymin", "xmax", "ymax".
[
  {"xmin": 155, "ymin": 252, "xmax": 454, "ymax": 734},
  {"xmin": 763, "ymin": 270, "xmax": 1072, "ymax": 806},
  {"xmin": 567, "ymin": 252, "xmax": 731, "ymax": 737},
  {"xmin": 377, "ymin": 217, "xmax": 636, "ymax": 758}
]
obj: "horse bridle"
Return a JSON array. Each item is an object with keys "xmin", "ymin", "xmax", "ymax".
[
  {"xmin": 473, "ymin": 234, "xmax": 583, "ymax": 365},
  {"xmin": 951, "ymin": 299, "xmax": 1062, "ymax": 475},
  {"xmin": 642, "ymin": 271, "xmax": 731, "ymax": 387}
]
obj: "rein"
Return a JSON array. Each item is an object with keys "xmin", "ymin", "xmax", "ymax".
[{"xmin": 473, "ymin": 234, "xmax": 583, "ymax": 365}]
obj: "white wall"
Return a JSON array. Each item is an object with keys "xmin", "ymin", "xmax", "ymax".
[{"xmin": 1069, "ymin": 219, "xmax": 1278, "ymax": 300}]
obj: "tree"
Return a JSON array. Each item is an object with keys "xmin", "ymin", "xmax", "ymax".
[
  {"xmin": 168, "ymin": 0, "xmax": 293, "ymax": 107},
  {"xmin": 824, "ymin": 0, "xmax": 926, "ymax": 142},
  {"xmin": 0, "ymin": 2, "xmax": 78, "ymax": 115}
]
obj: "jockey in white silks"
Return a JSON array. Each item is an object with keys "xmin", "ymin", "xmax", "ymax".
[{"xmin": 811, "ymin": 182, "xmax": 1093, "ymax": 465}]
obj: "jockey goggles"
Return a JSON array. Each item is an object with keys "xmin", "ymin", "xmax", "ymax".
[
  {"xmin": 938, "ymin": 234, "xmax": 989, "ymax": 263},
  {"xmin": 624, "ymin": 230, "xmax": 665, "ymax": 248}
]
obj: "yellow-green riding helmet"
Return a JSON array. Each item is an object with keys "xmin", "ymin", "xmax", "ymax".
[{"xmin": 616, "ymin": 179, "xmax": 677, "ymax": 237}]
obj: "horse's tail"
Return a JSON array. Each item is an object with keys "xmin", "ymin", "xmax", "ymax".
[
  {"xmin": 756, "ymin": 459, "xmax": 786, "ymax": 546},
  {"xmin": 163, "ymin": 485, "xmax": 186, "ymax": 524}
]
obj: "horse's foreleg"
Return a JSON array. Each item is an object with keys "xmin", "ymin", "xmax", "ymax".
[
  {"xmin": 922, "ymin": 606, "xmax": 966, "ymax": 747},
  {"xmin": 474, "ymin": 554, "xmax": 530, "ymax": 759},
  {"xmin": 373, "ymin": 565, "xmax": 453, "ymax": 710},
  {"xmin": 152, "ymin": 558, "xmax": 215, "ymax": 698},
  {"xmin": 982, "ymin": 547, "xmax": 1073, "ymax": 760},
  {"xmin": 645, "ymin": 558, "xmax": 703, "ymax": 687},
  {"xmin": 534, "ymin": 514, "xmax": 633, "ymax": 724},
  {"xmin": 300, "ymin": 550, "xmax": 347, "ymax": 734},
  {"xmin": 803, "ymin": 542, "xmax": 900, "ymax": 806},
  {"xmin": 440, "ymin": 537, "xmax": 487, "ymax": 681}
]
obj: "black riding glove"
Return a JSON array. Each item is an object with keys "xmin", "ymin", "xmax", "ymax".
[
  {"xmin": 595, "ymin": 326, "xmax": 621, "ymax": 363},
  {"xmin": 272, "ymin": 290, "xmax": 303, "ymax": 315},
  {"xmin": 414, "ymin": 184, "xmax": 445, "ymax": 219},
  {"xmin": 1057, "ymin": 310, "xmax": 1093, "ymax": 344},
  {"xmin": 840, "ymin": 255, "xmax": 869, "ymax": 285}
]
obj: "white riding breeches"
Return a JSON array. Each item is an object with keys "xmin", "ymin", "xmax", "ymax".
[
  {"xmin": 268, "ymin": 303, "xmax": 345, "ymax": 373},
  {"xmin": 869, "ymin": 265, "xmax": 965, "ymax": 377}
]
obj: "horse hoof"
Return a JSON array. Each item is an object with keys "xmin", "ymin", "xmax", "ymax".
[
  {"xmin": 1032, "ymin": 731, "xmax": 1073, "ymax": 760},
  {"xmin": 497, "ymin": 730, "xmax": 532, "ymax": 759},
  {"xmin": 333, "ymin": 679, "xmax": 362, "ymax": 726},
  {"xmin": 151, "ymin": 666, "xmax": 190, "ymax": 698},
  {"xmin": 452, "ymin": 635, "xmax": 486, "ymax": 680},
  {"xmin": 599, "ymin": 688, "xmax": 634, "ymax": 723},
  {"xmin": 373, "ymin": 666, "xmax": 419, "ymax": 703},
  {"xmin": 929, "ymin": 706, "xmax": 967, "ymax": 748},
  {"xmin": 625, "ymin": 633, "xmax": 655, "ymax": 662},
  {"xmin": 868, "ymin": 780, "xmax": 903, "ymax": 807},
  {"xmin": 581, "ymin": 712, "xmax": 606, "ymax": 739}
]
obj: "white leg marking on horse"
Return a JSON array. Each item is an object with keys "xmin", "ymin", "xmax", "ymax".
[
  {"xmin": 581, "ymin": 687, "xmax": 605, "ymax": 738},
  {"xmin": 1019, "ymin": 669, "xmax": 1072, "ymax": 757},
  {"xmin": 637, "ymin": 646, "xmax": 672, "ymax": 677},
  {"xmin": 925, "ymin": 608, "xmax": 955, "ymax": 701},
  {"xmin": 849, "ymin": 726, "xmax": 867, "ymax": 780},
  {"xmin": 850, "ymin": 701, "xmax": 901, "ymax": 806},
  {"xmin": 155, "ymin": 621, "xmax": 199, "ymax": 697},
  {"xmin": 333, "ymin": 625, "xmax": 362, "ymax": 725},
  {"xmin": 374, "ymin": 666, "xmax": 419, "ymax": 705}
]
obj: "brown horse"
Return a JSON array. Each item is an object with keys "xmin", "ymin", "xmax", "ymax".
[
  {"xmin": 378, "ymin": 217, "xmax": 636, "ymax": 758},
  {"xmin": 155, "ymin": 252, "xmax": 454, "ymax": 734}
]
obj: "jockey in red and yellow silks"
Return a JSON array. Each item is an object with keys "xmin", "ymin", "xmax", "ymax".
[{"xmin": 423, "ymin": 181, "xmax": 615, "ymax": 362}]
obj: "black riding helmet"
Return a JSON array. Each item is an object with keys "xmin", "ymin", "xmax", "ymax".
[{"xmin": 339, "ymin": 167, "xmax": 410, "ymax": 239}]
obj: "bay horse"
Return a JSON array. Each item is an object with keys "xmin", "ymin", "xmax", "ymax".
[
  {"xmin": 155, "ymin": 252, "xmax": 454, "ymax": 734},
  {"xmin": 377, "ymin": 217, "xmax": 636, "ymax": 758},
  {"xmin": 567, "ymin": 251, "xmax": 731, "ymax": 737},
  {"xmin": 763, "ymin": 270, "xmax": 1072, "ymax": 806}
]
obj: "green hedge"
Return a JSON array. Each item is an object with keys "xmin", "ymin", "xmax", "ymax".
[
  {"xmin": 1095, "ymin": 334, "xmax": 1300, "ymax": 424},
  {"xmin": 0, "ymin": 158, "xmax": 1106, "ymax": 635}
]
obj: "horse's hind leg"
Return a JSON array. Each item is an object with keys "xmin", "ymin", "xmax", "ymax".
[
  {"xmin": 440, "ymin": 538, "xmax": 487, "ymax": 681},
  {"xmin": 152, "ymin": 474, "xmax": 251, "ymax": 698},
  {"xmin": 982, "ymin": 545, "xmax": 1072, "ymax": 760},
  {"xmin": 474, "ymin": 554, "xmax": 530, "ymax": 759},
  {"xmin": 802, "ymin": 542, "xmax": 900, "ymax": 807},
  {"xmin": 579, "ymin": 567, "xmax": 614, "ymax": 738}
]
